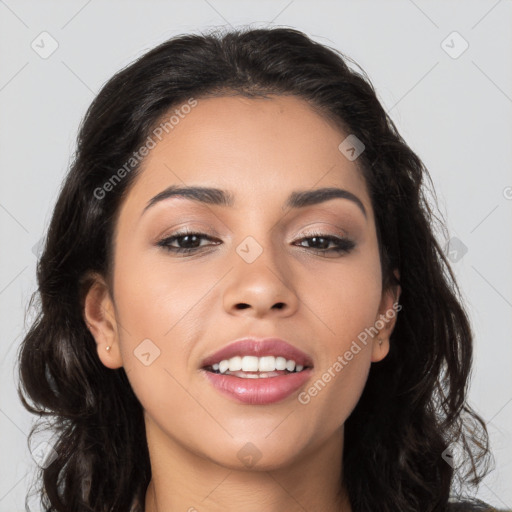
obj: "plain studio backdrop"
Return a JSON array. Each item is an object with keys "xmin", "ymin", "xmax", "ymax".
[{"xmin": 0, "ymin": 1, "xmax": 511, "ymax": 510}]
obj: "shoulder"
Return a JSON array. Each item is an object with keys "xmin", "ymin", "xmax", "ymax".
[{"xmin": 446, "ymin": 498, "xmax": 511, "ymax": 512}]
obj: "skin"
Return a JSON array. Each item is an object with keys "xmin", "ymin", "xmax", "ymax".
[{"xmin": 84, "ymin": 95, "xmax": 401, "ymax": 512}]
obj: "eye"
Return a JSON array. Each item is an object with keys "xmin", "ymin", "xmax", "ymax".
[
  {"xmin": 157, "ymin": 230, "xmax": 220, "ymax": 254},
  {"xmin": 294, "ymin": 232, "xmax": 355, "ymax": 256}
]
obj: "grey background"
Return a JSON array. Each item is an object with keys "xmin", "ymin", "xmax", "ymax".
[{"xmin": 1, "ymin": 0, "xmax": 511, "ymax": 510}]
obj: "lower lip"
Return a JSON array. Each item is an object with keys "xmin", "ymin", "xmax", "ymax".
[{"xmin": 202, "ymin": 369, "xmax": 313, "ymax": 405}]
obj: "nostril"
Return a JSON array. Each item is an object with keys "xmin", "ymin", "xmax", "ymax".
[{"xmin": 235, "ymin": 303, "xmax": 250, "ymax": 310}]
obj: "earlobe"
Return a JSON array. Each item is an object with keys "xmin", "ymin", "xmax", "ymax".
[
  {"xmin": 82, "ymin": 273, "xmax": 123, "ymax": 369},
  {"xmin": 371, "ymin": 336, "xmax": 390, "ymax": 363}
]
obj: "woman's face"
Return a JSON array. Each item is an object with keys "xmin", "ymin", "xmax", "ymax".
[{"xmin": 88, "ymin": 94, "xmax": 400, "ymax": 471}]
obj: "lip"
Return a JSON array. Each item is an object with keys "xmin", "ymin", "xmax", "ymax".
[
  {"xmin": 200, "ymin": 337, "xmax": 314, "ymax": 368},
  {"xmin": 202, "ymin": 368, "xmax": 313, "ymax": 405}
]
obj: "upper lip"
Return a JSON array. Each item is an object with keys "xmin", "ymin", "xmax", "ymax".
[{"xmin": 201, "ymin": 337, "xmax": 314, "ymax": 369}]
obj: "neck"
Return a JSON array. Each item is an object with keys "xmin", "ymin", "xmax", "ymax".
[{"xmin": 143, "ymin": 418, "xmax": 352, "ymax": 512}]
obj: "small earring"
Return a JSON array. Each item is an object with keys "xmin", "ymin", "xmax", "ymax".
[
  {"xmin": 378, "ymin": 338, "xmax": 383, "ymax": 346},
  {"xmin": 105, "ymin": 345, "xmax": 112, "ymax": 352}
]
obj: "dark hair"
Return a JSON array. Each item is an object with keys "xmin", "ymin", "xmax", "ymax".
[{"xmin": 17, "ymin": 26, "xmax": 494, "ymax": 512}]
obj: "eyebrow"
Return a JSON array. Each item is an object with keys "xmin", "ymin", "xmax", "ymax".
[{"xmin": 141, "ymin": 185, "xmax": 367, "ymax": 218}]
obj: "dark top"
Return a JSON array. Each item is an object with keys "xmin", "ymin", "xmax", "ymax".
[{"xmin": 447, "ymin": 499, "xmax": 511, "ymax": 511}]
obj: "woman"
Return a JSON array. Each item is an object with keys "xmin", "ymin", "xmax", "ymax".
[{"xmin": 17, "ymin": 26, "xmax": 503, "ymax": 512}]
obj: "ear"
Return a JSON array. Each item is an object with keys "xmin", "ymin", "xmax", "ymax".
[
  {"xmin": 371, "ymin": 268, "xmax": 401, "ymax": 363},
  {"xmin": 82, "ymin": 272, "xmax": 123, "ymax": 369}
]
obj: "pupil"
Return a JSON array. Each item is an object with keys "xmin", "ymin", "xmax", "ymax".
[
  {"xmin": 182, "ymin": 235, "xmax": 199, "ymax": 247},
  {"xmin": 311, "ymin": 237, "xmax": 326, "ymax": 249}
]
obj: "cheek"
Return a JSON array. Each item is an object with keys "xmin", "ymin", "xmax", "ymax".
[
  {"xmin": 112, "ymin": 239, "xmax": 209, "ymax": 339},
  {"xmin": 302, "ymin": 248, "xmax": 382, "ymax": 344},
  {"xmin": 296, "ymin": 278, "xmax": 380, "ymax": 439},
  {"xmin": 111, "ymin": 243, "xmax": 216, "ymax": 410},
  {"xmin": 295, "ymin": 250, "xmax": 381, "ymax": 419}
]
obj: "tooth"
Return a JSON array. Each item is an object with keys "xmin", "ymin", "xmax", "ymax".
[
  {"xmin": 219, "ymin": 359, "xmax": 229, "ymax": 374},
  {"xmin": 275, "ymin": 356, "xmax": 287, "ymax": 370},
  {"xmin": 212, "ymin": 356, "xmax": 304, "ymax": 374},
  {"xmin": 228, "ymin": 356, "xmax": 242, "ymax": 371},
  {"xmin": 285, "ymin": 359, "xmax": 296, "ymax": 372},
  {"xmin": 227, "ymin": 370, "xmax": 281, "ymax": 378},
  {"xmin": 241, "ymin": 356, "xmax": 259, "ymax": 372},
  {"xmin": 258, "ymin": 356, "xmax": 276, "ymax": 372}
]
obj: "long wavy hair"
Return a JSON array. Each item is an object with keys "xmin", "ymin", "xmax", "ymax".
[{"xmin": 17, "ymin": 26, "xmax": 493, "ymax": 512}]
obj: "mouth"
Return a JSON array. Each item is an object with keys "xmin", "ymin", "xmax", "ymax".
[
  {"xmin": 200, "ymin": 337, "xmax": 314, "ymax": 404},
  {"xmin": 200, "ymin": 337, "xmax": 314, "ymax": 375}
]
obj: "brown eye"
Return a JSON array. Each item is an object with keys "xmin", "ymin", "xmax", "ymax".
[
  {"xmin": 157, "ymin": 231, "xmax": 220, "ymax": 254},
  {"xmin": 295, "ymin": 233, "xmax": 355, "ymax": 255}
]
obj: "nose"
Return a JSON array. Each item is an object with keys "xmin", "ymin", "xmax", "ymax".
[{"xmin": 222, "ymin": 240, "xmax": 299, "ymax": 319}]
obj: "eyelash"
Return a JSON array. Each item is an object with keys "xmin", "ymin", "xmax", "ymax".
[{"xmin": 156, "ymin": 229, "xmax": 356, "ymax": 256}]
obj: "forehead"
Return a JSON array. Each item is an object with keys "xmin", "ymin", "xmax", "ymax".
[{"xmin": 120, "ymin": 94, "xmax": 371, "ymax": 217}]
